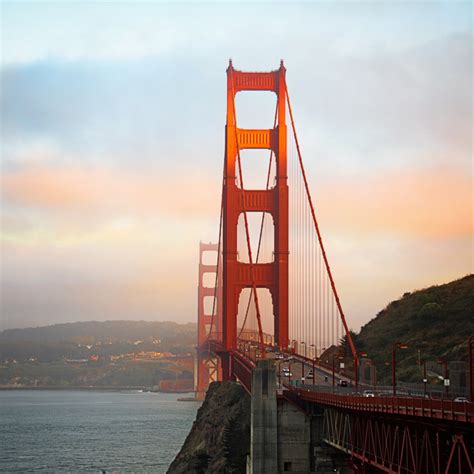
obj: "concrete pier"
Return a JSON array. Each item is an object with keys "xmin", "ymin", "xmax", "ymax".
[
  {"xmin": 248, "ymin": 359, "xmax": 278, "ymax": 474},
  {"xmin": 277, "ymin": 400, "xmax": 311, "ymax": 472},
  {"xmin": 248, "ymin": 360, "xmax": 351, "ymax": 473}
]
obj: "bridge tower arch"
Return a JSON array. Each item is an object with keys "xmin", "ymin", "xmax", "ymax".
[{"xmin": 222, "ymin": 61, "xmax": 289, "ymax": 379}]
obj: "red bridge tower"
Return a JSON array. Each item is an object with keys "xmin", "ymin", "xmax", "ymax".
[
  {"xmin": 195, "ymin": 242, "xmax": 221, "ymax": 399},
  {"xmin": 222, "ymin": 61, "xmax": 289, "ymax": 380}
]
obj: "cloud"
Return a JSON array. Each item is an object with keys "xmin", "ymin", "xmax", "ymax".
[
  {"xmin": 1, "ymin": 2, "xmax": 471, "ymax": 65},
  {"xmin": 312, "ymin": 165, "xmax": 472, "ymax": 239},
  {"xmin": 1, "ymin": 163, "xmax": 221, "ymax": 218},
  {"xmin": 2, "ymin": 31, "xmax": 471, "ymax": 178},
  {"xmin": 293, "ymin": 32, "xmax": 472, "ymax": 175}
]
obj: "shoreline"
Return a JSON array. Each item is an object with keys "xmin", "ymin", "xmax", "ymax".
[{"xmin": 0, "ymin": 385, "xmax": 195, "ymax": 393}]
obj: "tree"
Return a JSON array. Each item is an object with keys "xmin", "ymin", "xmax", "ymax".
[{"xmin": 339, "ymin": 330, "xmax": 363, "ymax": 356}]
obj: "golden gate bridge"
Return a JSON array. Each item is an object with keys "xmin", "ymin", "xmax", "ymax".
[{"xmin": 194, "ymin": 61, "xmax": 473, "ymax": 473}]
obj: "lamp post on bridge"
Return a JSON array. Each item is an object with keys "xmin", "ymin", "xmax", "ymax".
[
  {"xmin": 437, "ymin": 358, "xmax": 449, "ymax": 398},
  {"xmin": 354, "ymin": 357, "xmax": 358, "ymax": 390},
  {"xmin": 366, "ymin": 359, "xmax": 377, "ymax": 391},
  {"xmin": 354, "ymin": 351, "xmax": 367, "ymax": 390},
  {"xmin": 468, "ymin": 336, "xmax": 473, "ymax": 402},
  {"xmin": 421, "ymin": 360, "xmax": 427, "ymax": 397},
  {"xmin": 392, "ymin": 342, "xmax": 408, "ymax": 397},
  {"xmin": 332, "ymin": 351, "xmax": 344, "ymax": 392},
  {"xmin": 301, "ymin": 342, "xmax": 307, "ymax": 385},
  {"xmin": 310, "ymin": 344, "xmax": 316, "ymax": 385}
]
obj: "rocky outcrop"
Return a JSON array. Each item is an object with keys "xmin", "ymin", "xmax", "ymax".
[{"xmin": 167, "ymin": 381, "xmax": 250, "ymax": 474}]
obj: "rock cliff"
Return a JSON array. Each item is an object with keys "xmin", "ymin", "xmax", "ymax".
[{"xmin": 168, "ymin": 381, "xmax": 250, "ymax": 473}]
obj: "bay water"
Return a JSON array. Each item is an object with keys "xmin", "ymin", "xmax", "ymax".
[{"xmin": 0, "ymin": 389, "xmax": 199, "ymax": 473}]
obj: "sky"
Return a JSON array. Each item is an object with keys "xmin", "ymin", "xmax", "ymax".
[{"xmin": 0, "ymin": 0, "xmax": 472, "ymax": 331}]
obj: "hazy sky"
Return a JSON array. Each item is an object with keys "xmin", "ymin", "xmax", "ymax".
[{"xmin": 1, "ymin": 1, "xmax": 472, "ymax": 331}]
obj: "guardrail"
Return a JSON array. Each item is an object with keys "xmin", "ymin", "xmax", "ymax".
[{"xmin": 287, "ymin": 385, "xmax": 473, "ymax": 423}]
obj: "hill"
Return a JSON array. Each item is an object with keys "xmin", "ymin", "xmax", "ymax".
[
  {"xmin": 0, "ymin": 321, "xmax": 197, "ymax": 388},
  {"xmin": 0, "ymin": 320, "xmax": 197, "ymax": 362},
  {"xmin": 356, "ymin": 274, "xmax": 474, "ymax": 383},
  {"xmin": 0, "ymin": 320, "xmax": 196, "ymax": 344}
]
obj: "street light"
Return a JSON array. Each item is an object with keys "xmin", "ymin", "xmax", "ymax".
[
  {"xmin": 301, "ymin": 341, "xmax": 307, "ymax": 359},
  {"xmin": 366, "ymin": 359, "xmax": 377, "ymax": 391},
  {"xmin": 332, "ymin": 351, "xmax": 344, "ymax": 391},
  {"xmin": 310, "ymin": 344, "xmax": 316, "ymax": 385},
  {"xmin": 392, "ymin": 342, "xmax": 408, "ymax": 397},
  {"xmin": 301, "ymin": 342, "xmax": 307, "ymax": 384},
  {"xmin": 354, "ymin": 351, "xmax": 367, "ymax": 390},
  {"xmin": 421, "ymin": 360, "xmax": 427, "ymax": 397},
  {"xmin": 437, "ymin": 358, "xmax": 449, "ymax": 398},
  {"xmin": 468, "ymin": 336, "xmax": 473, "ymax": 402}
]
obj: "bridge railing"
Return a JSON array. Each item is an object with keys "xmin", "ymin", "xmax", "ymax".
[
  {"xmin": 232, "ymin": 350, "xmax": 255, "ymax": 393},
  {"xmin": 285, "ymin": 385, "xmax": 473, "ymax": 423}
]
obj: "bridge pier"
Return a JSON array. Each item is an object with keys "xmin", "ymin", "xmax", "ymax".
[
  {"xmin": 249, "ymin": 361, "xmax": 351, "ymax": 473},
  {"xmin": 248, "ymin": 359, "xmax": 278, "ymax": 474},
  {"xmin": 277, "ymin": 398, "xmax": 311, "ymax": 472}
]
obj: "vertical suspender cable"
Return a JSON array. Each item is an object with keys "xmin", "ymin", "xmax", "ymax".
[
  {"xmin": 285, "ymin": 84, "xmax": 358, "ymax": 363},
  {"xmin": 206, "ymin": 148, "xmax": 226, "ymax": 345}
]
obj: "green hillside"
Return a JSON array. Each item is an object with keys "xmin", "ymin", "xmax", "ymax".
[{"xmin": 356, "ymin": 274, "xmax": 474, "ymax": 383}]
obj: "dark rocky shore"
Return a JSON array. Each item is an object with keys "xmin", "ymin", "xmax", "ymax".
[{"xmin": 168, "ymin": 382, "xmax": 250, "ymax": 473}]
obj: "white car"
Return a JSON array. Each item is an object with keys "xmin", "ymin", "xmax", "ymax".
[
  {"xmin": 454, "ymin": 397, "xmax": 469, "ymax": 403},
  {"xmin": 363, "ymin": 390, "xmax": 375, "ymax": 398}
]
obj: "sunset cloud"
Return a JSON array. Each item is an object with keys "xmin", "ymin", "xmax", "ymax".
[
  {"xmin": 2, "ymin": 162, "xmax": 470, "ymax": 240},
  {"xmin": 314, "ymin": 166, "xmax": 472, "ymax": 239},
  {"xmin": 2, "ymin": 164, "xmax": 220, "ymax": 217}
]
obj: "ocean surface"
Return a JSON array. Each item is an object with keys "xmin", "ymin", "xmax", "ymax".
[{"xmin": 0, "ymin": 389, "xmax": 200, "ymax": 473}]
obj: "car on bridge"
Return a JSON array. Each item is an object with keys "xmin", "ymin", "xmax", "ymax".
[
  {"xmin": 281, "ymin": 368, "xmax": 293, "ymax": 377},
  {"xmin": 363, "ymin": 390, "xmax": 375, "ymax": 398}
]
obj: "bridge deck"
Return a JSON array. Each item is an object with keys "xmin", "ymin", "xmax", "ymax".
[{"xmin": 202, "ymin": 341, "xmax": 473, "ymax": 424}]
